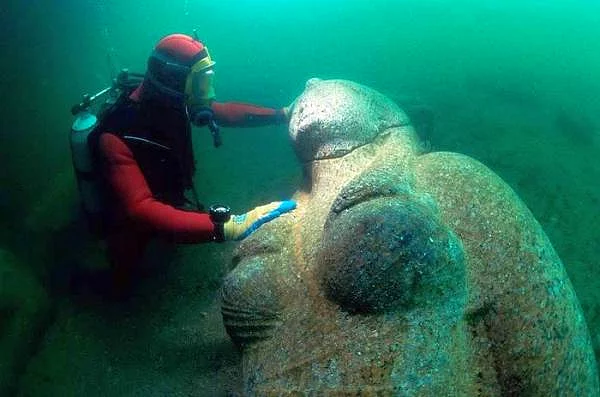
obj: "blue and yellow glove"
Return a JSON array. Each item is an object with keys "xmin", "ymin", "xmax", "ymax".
[{"xmin": 223, "ymin": 200, "xmax": 296, "ymax": 241}]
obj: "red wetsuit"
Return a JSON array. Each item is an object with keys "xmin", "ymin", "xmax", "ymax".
[{"xmin": 97, "ymin": 86, "xmax": 286, "ymax": 286}]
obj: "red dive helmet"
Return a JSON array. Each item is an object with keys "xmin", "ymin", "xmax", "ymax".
[{"xmin": 146, "ymin": 33, "xmax": 216, "ymax": 104}]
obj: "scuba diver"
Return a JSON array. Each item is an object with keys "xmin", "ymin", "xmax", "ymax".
[{"xmin": 75, "ymin": 33, "xmax": 296, "ymax": 296}]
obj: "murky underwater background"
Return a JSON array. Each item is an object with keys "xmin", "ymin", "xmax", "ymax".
[{"xmin": 0, "ymin": 0, "xmax": 598, "ymax": 395}]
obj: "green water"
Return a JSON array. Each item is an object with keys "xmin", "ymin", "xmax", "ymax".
[{"xmin": 1, "ymin": 0, "xmax": 599, "ymax": 395}]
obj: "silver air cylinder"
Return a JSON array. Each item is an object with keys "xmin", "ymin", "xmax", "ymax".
[{"xmin": 70, "ymin": 111, "xmax": 101, "ymax": 214}]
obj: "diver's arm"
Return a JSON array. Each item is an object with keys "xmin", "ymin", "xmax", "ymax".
[
  {"xmin": 211, "ymin": 101, "xmax": 287, "ymax": 127},
  {"xmin": 98, "ymin": 133, "xmax": 216, "ymax": 243}
]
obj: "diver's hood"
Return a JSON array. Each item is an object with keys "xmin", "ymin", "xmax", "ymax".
[{"xmin": 137, "ymin": 76, "xmax": 187, "ymax": 110}]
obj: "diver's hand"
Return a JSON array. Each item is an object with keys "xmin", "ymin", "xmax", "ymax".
[
  {"xmin": 282, "ymin": 98, "xmax": 298, "ymax": 121},
  {"xmin": 224, "ymin": 200, "xmax": 296, "ymax": 241}
]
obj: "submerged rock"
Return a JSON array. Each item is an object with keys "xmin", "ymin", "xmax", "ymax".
[{"xmin": 220, "ymin": 78, "xmax": 599, "ymax": 396}]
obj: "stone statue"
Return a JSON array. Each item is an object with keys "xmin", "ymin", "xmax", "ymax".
[{"xmin": 220, "ymin": 78, "xmax": 599, "ymax": 396}]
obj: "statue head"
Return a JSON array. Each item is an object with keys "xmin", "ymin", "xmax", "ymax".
[
  {"xmin": 289, "ymin": 78, "xmax": 412, "ymax": 162},
  {"xmin": 220, "ymin": 79, "xmax": 598, "ymax": 395}
]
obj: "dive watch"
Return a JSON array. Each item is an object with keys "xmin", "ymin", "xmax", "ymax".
[{"xmin": 209, "ymin": 204, "xmax": 231, "ymax": 242}]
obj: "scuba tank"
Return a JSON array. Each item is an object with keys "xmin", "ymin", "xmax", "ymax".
[
  {"xmin": 69, "ymin": 69, "xmax": 144, "ymax": 235},
  {"xmin": 70, "ymin": 109, "xmax": 101, "ymax": 216}
]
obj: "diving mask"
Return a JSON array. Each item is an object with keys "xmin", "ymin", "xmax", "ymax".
[
  {"xmin": 185, "ymin": 66, "xmax": 216, "ymax": 108},
  {"xmin": 184, "ymin": 50, "xmax": 221, "ymax": 146}
]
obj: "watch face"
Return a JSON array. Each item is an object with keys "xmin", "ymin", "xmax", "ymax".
[{"xmin": 209, "ymin": 205, "xmax": 231, "ymax": 223}]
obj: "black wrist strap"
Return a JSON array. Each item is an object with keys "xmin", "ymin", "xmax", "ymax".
[{"xmin": 213, "ymin": 222, "xmax": 225, "ymax": 242}]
